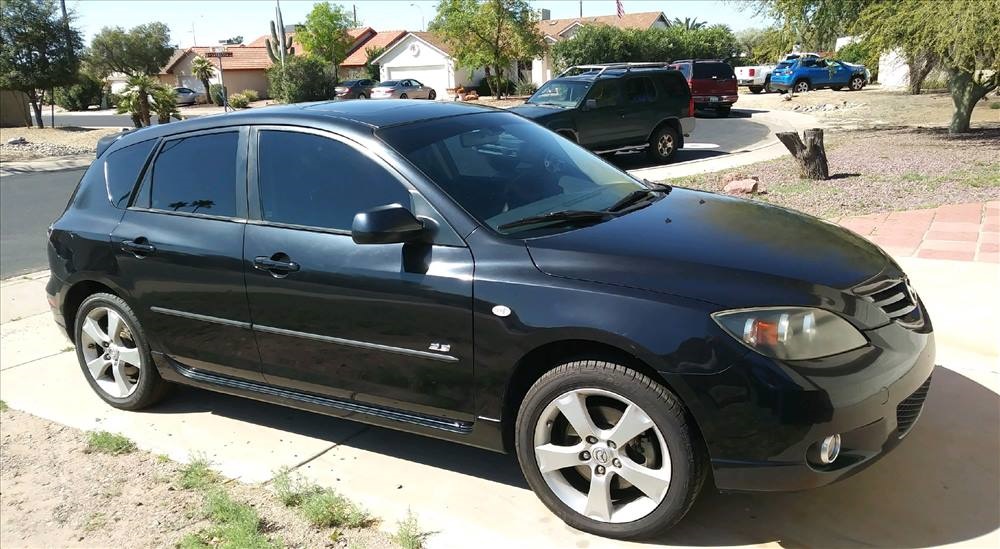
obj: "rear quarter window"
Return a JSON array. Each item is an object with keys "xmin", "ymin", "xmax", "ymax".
[
  {"xmin": 142, "ymin": 131, "xmax": 239, "ymax": 217},
  {"xmin": 104, "ymin": 139, "xmax": 157, "ymax": 209}
]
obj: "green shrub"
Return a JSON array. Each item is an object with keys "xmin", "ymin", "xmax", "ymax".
[
  {"xmin": 240, "ymin": 88, "xmax": 259, "ymax": 102},
  {"xmin": 394, "ymin": 510, "xmax": 430, "ymax": 549},
  {"xmin": 228, "ymin": 93, "xmax": 250, "ymax": 109},
  {"xmin": 179, "ymin": 454, "xmax": 218, "ymax": 490},
  {"xmin": 299, "ymin": 488, "xmax": 371, "ymax": 528},
  {"xmin": 515, "ymin": 80, "xmax": 537, "ymax": 96},
  {"xmin": 477, "ymin": 76, "xmax": 515, "ymax": 97},
  {"xmin": 551, "ymin": 24, "xmax": 738, "ymax": 72},
  {"xmin": 267, "ymin": 56, "xmax": 335, "ymax": 103},
  {"xmin": 991, "ymin": 101, "xmax": 1000, "ymax": 110},
  {"xmin": 55, "ymin": 74, "xmax": 104, "ymax": 111},
  {"xmin": 208, "ymin": 83, "xmax": 226, "ymax": 105},
  {"xmin": 181, "ymin": 489, "xmax": 279, "ymax": 549},
  {"xmin": 85, "ymin": 431, "xmax": 136, "ymax": 455}
]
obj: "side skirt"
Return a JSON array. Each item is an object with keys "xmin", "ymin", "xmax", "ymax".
[{"xmin": 154, "ymin": 352, "xmax": 506, "ymax": 453}]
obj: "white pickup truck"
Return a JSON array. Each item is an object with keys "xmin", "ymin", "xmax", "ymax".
[{"xmin": 736, "ymin": 53, "xmax": 822, "ymax": 94}]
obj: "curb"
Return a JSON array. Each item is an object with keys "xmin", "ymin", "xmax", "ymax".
[
  {"xmin": 1, "ymin": 270, "xmax": 49, "ymax": 286},
  {"xmin": 0, "ymin": 154, "xmax": 94, "ymax": 177}
]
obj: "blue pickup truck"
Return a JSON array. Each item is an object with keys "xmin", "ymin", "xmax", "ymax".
[{"xmin": 769, "ymin": 57, "xmax": 868, "ymax": 93}]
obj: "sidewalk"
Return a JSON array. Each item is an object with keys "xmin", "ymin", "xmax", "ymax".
[
  {"xmin": 0, "ymin": 153, "xmax": 94, "ymax": 177},
  {"xmin": 1, "ymin": 250, "xmax": 998, "ymax": 547}
]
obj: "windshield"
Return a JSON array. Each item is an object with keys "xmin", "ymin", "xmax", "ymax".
[
  {"xmin": 376, "ymin": 80, "xmax": 398, "ymax": 87},
  {"xmin": 378, "ymin": 112, "xmax": 645, "ymax": 235},
  {"xmin": 526, "ymin": 80, "xmax": 592, "ymax": 108},
  {"xmin": 775, "ymin": 61, "xmax": 794, "ymax": 70},
  {"xmin": 342, "ymin": 80, "xmax": 361, "ymax": 87}
]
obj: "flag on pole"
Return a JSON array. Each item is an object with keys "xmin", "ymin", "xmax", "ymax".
[{"xmin": 616, "ymin": 0, "xmax": 625, "ymax": 18}]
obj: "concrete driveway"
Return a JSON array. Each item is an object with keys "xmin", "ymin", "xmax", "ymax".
[{"xmin": 1, "ymin": 255, "xmax": 997, "ymax": 548}]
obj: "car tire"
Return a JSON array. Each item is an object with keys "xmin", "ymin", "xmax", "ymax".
[
  {"xmin": 74, "ymin": 293, "xmax": 172, "ymax": 411},
  {"xmin": 358, "ymin": 93, "xmax": 368, "ymax": 99},
  {"xmin": 400, "ymin": 93, "xmax": 408, "ymax": 99},
  {"xmin": 831, "ymin": 86, "xmax": 844, "ymax": 91},
  {"xmin": 515, "ymin": 360, "xmax": 706, "ymax": 540},
  {"xmin": 849, "ymin": 76, "xmax": 865, "ymax": 91},
  {"xmin": 429, "ymin": 90, "xmax": 437, "ymax": 100},
  {"xmin": 647, "ymin": 125, "xmax": 680, "ymax": 163},
  {"xmin": 748, "ymin": 85, "xmax": 764, "ymax": 94},
  {"xmin": 794, "ymin": 80, "xmax": 811, "ymax": 93},
  {"xmin": 764, "ymin": 74, "xmax": 773, "ymax": 93},
  {"xmin": 717, "ymin": 106, "xmax": 732, "ymax": 117}
]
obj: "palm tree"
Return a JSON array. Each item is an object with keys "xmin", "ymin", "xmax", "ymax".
[
  {"xmin": 151, "ymin": 84, "xmax": 180, "ymax": 124},
  {"xmin": 672, "ymin": 17, "xmax": 707, "ymax": 31},
  {"xmin": 115, "ymin": 74, "xmax": 158, "ymax": 127},
  {"xmin": 190, "ymin": 55, "xmax": 216, "ymax": 104}
]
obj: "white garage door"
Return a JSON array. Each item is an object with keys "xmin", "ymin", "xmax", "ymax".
[{"xmin": 387, "ymin": 65, "xmax": 448, "ymax": 99}]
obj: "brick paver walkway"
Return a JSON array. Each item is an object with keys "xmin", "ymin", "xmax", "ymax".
[{"xmin": 836, "ymin": 201, "xmax": 999, "ymax": 262}]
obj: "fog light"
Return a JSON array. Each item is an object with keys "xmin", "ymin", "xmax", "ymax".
[{"xmin": 813, "ymin": 434, "xmax": 841, "ymax": 465}]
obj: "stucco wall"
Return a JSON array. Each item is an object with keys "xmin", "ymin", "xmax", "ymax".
[
  {"xmin": 166, "ymin": 54, "xmax": 270, "ymax": 98},
  {"xmin": 0, "ymin": 90, "xmax": 32, "ymax": 127}
]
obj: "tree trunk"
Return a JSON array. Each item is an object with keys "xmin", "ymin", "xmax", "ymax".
[
  {"xmin": 27, "ymin": 90, "xmax": 44, "ymax": 128},
  {"xmin": 907, "ymin": 52, "xmax": 935, "ymax": 95},
  {"xmin": 200, "ymin": 78, "xmax": 211, "ymax": 103},
  {"xmin": 947, "ymin": 68, "xmax": 991, "ymax": 134},
  {"xmin": 776, "ymin": 128, "xmax": 829, "ymax": 180},
  {"xmin": 138, "ymin": 94, "xmax": 151, "ymax": 126},
  {"xmin": 493, "ymin": 64, "xmax": 504, "ymax": 99}
]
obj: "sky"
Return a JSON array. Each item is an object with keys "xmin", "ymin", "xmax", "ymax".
[{"xmin": 69, "ymin": 0, "xmax": 772, "ymax": 48}]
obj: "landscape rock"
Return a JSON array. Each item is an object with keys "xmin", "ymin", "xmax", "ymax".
[
  {"xmin": 724, "ymin": 178, "xmax": 760, "ymax": 194},
  {"xmin": 6, "ymin": 137, "xmax": 27, "ymax": 145},
  {"xmin": 721, "ymin": 172, "xmax": 759, "ymax": 184}
]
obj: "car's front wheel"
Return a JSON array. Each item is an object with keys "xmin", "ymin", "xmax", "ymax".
[
  {"xmin": 74, "ymin": 293, "xmax": 172, "ymax": 410},
  {"xmin": 358, "ymin": 93, "xmax": 368, "ymax": 99},
  {"xmin": 399, "ymin": 93, "xmax": 408, "ymax": 99},
  {"xmin": 794, "ymin": 80, "xmax": 811, "ymax": 93},
  {"xmin": 647, "ymin": 125, "xmax": 680, "ymax": 163},
  {"xmin": 515, "ymin": 361, "xmax": 706, "ymax": 539},
  {"xmin": 428, "ymin": 90, "xmax": 437, "ymax": 100},
  {"xmin": 849, "ymin": 76, "xmax": 865, "ymax": 91}
]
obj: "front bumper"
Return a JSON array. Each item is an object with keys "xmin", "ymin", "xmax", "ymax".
[{"xmin": 680, "ymin": 316, "xmax": 935, "ymax": 492}]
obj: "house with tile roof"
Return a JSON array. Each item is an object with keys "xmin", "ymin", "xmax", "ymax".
[
  {"xmin": 159, "ymin": 45, "xmax": 275, "ymax": 99},
  {"xmin": 369, "ymin": 10, "xmax": 669, "ymax": 99}
]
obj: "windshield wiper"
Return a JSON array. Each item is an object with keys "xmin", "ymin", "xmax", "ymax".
[
  {"xmin": 497, "ymin": 210, "xmax": 612, "ymax": 232},
  {"xmin": 605, "ymin": 181, "xmax": 672, "ymax": 213}
]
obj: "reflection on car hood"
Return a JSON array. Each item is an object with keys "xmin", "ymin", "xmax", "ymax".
[
  {"xmin": 508, "ymin": 104, "xmax": 564, "ymax": 120},
  {"xmin": 525, "ymin": 188, "xmax": 889, "ymax": 307}
]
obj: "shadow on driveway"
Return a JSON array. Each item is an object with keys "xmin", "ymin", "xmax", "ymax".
[{"xmin": 151, "ymin": 364, "xmax": 998, "ymax": 547}]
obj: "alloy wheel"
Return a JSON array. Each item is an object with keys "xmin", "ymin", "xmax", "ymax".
[
  {"xmin": 79, "ymin": 307, "xmax": 142, "ymax": 398},
  {"xmin": 850, "ymin": 77, "xmax": 864, "ymax": 90},
  {"xmin": 657, "ymin": 133, "xmax": 675, "ymax": 158},
  {"xmin": 533, "ymin": 388, "xmax": 671, "ymax": 523},
  {"xmin": 795, "ymin": 81, "xmax": 810, "ymax": 93}
]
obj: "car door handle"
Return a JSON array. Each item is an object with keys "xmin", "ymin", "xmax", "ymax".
[
  {"xmin": 254, "ymin": 254, "xmax": 300, "ymax": 277},
  {"xmin": 122, "ymin": 238, "xmax": 156, "ymax": 257}
]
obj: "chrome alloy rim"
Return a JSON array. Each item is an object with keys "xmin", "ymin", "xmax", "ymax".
[
  {"xmin": 851, "ymin": 77, "xmax": 863, "ymax": 90},
  {"xmin": 533, "ymin": 388, "xmax": 671, "ymax": 523},
  {"xmin": 795, "ymin": 81, "xmax": 810, "ymax": 93},
  {"xmin": 657, "ymin": 133, "xmax": 675, "ymax": 157},
  {"xmin": 79, "ymin": 307, "xmax": 142, "ymax": 398}
]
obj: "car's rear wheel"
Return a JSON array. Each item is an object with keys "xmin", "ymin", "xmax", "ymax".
[
  {"xmin": 515, "ymin": 361, "xmax": 705, "ymax": 539},
  {"xmin": 831, "ymin": 86, "xmax": 844, "ymax": 91},
  {"xmin": 74, "ymin": 293, "xmax": 171, "ymax": 410},
  {"xmin": 428, "ymin": 90, "xmax": 437, "ymax": 100},
  {"xmin": 748, "ymin": 85, "xmax": 764, "ymax": 94},
  {"xmin": 764, "ymin": 74, "xmax": 773, "ymax": 93},
  {"xmin": 358, "ymin": 93, "xmax": 368, "ymax": 99},
  {"xmin": 717, "ymin": 106, "xmax": 732, "ymax": 117},
  {"xmin": 849, "ymin": 76, "xmax": 865, "ymax": 91},
  {"xmin": 647, "ymin": 125, "xmax": 679, "ymax": 163},
  {"xmin": 400, "ymin": 93, "xmax": 408, "ymax": 99},
  {"xmin": 794, "ymin": 80, "xmax": 811, "ymax": 93}
]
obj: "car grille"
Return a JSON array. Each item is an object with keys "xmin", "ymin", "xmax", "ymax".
[
  {"xmin": 897, "ymin": 376, "xmax": 931, "ymax": 438},
  {"xmin": 855, "ymin": 277, "xmax": 923, "ymax": 328}
]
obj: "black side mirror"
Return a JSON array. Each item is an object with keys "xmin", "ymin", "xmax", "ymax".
[{"xmin": 352, "ymin": 204, "xmax": 426, "ymax": 245}]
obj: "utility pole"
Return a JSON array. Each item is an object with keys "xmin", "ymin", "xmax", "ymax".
[
  {"xmin": 579, "ymin": 0, "xmax": 583, "ymax": 18},
  {"xmin": 191, "ymin": 22, "xmax": 197, "ymax": 46},
  {"xmin": 353, "ymin": 4, "xmax": 358, "ymax": 27}
]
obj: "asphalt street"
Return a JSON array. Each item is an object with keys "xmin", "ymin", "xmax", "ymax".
[{"xmin": 0, "ymin": 109, "xmax": 770, "ymax": 278}]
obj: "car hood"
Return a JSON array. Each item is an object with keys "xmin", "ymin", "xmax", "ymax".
[
  {"xmin": 508, "ymin": 104, "xmax": 566, "ymax": 120},
  {"xmin": 525, "ymin": 188, "xmax": 889, "ymax": 309}
]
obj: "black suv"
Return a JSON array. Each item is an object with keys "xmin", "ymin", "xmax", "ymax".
[
  {"xmin": 48, "ymin": 100, "xmax": 934, "ymax": 540},
  {"xmin": 509, "ymin": 64, "xmax": 694, "ymax": 163}
]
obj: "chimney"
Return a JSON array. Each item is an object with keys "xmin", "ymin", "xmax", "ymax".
[{"xmin": 539, "ymin": 8, "xmax": 550, "ymax": 20}]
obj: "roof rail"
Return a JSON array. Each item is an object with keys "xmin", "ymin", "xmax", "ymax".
[{"xmin": 557, "ymin": 62, "xmax": 673, "ymax": 78}]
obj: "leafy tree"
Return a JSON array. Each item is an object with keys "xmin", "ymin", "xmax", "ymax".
[
  {"xmin": 54, "ymin": 72, "xmax": 103, "ymax": 111},
  {"xmin": 551, "ymin": 24, "xmax": 739, "ymax": 71},
  {"xmin": 0, "ymin": 0, "xmax": 82, "ymax": 127},
  {"xmin": 747, "ymin": 0, "xmax": 868, "ymax": 51},
  {"xmin": 736, "ymin": 26, "xmax": 796, "ymax": 64},
  {"xmin": 87, "ymin": 23, "xmax": 173, "ymax": 77},
  {"xmin": 267, "ymin": 55, "xmax": 334, "ymax": 103},
  {"xmin": 222, "ymin": 35, "xmax": 243, "ymax": 45},
  {"xmin": 190, "ymin": 55, "xmax": 216, "ymax": 101},
  {"xmin": 854, "ymin": 0, "xmax": 999, "ymax": 133},
  {"xmin": 295, "ymin": 1, "xmax": 354, "ymax": 79},
  {"xmin": 430, "ymin": 0, "xmax": 545, "ymax": 98},
  {"xmin": 671, "ymin": 17, "xmax": 706, "ymax": 31},
  {"xmin": 365, "ymin": 46, "xmax": 386, "ymax": 81},
  {"xmin": 836, "ymin": 39, "xmax": 880, "ymax": 82}
]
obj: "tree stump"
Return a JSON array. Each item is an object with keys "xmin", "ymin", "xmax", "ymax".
[{"xmin": 776, "ymin": 128, "xmax": 830, "ymax": 180}]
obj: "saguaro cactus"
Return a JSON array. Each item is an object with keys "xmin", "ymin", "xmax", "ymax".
[{"xmin": 265, "ymin": 5, "xmax": 294, "ymax": 65}]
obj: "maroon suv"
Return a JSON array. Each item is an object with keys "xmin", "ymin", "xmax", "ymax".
[{"xmin": 670, "ymin": 59, "xmax": 738, "ymax": 117}]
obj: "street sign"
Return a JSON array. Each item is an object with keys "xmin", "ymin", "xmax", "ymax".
[{"xmin": 206, "ymin": 51, "xmax": 233, "ymax": 58}]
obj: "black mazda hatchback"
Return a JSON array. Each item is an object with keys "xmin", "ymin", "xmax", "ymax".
[{"xmin": 47, "ymin": 100, "xmax": 934, "ymax": 539}]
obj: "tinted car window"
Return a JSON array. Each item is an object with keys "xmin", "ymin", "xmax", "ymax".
[
  {"xmin": 624, "ymin": 77, "xmax": 657, "ymax": 104},
  {"xmin": 105, "ymin": 139, "xmax": 156, "ymax": 208},
  {"xmin": 257, "ymin": 130, "xmax": 411, "ymax": 231},
  {"xmin": 148, "ymin": 132, "xmax": 238, "ymax": 217},
  {"xmin": 692, "ymin": 62, "xmax": 734, "ymax": 79},
  {"xmin": 662, "ymin": 73, "xmax": 690, "ymax": 97},
  {"xmin": 587, "ymin": 80, "xmax": 619, "ymax": 108}
]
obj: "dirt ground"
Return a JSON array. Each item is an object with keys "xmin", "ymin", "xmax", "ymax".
[
  {"xmin": 674, "ymin": 126, "xmax": 1000, "ymax": 218},
  {"xmin": 0, "ymin": 408, "xmax": 396, "ymax": 549},
  {"xmin": 736, "ymin": 85, "xmax": 1000, "ymax": 130},
  {"xmin": 0, "ymin": 127, "xmax": 120, "ymax": 162}
]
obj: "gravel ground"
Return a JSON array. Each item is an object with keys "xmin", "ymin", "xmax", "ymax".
[
  {"xmin": 671, "ymin": 126, "xmax": 1000, "ymax": 218},
  {"xmin": 0, "ymin": 408, "xmax": 397, "ymax": 549},
  {"xmin": 0, "ymin": 127, "xmax": 120, "ymax": 162}
]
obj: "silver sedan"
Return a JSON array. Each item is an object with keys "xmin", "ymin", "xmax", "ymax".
[
  {"xmin": 174, "ymin": 87, "xmax": 200, "ymax": 106},
  {"xmin": 370, "ymin": 79, "xmax": 437, "ymax": 100}
]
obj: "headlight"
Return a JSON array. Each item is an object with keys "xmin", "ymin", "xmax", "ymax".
[{"xmin": 712, "ymin": 307, "xmax": 867, "ymax": 360}]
